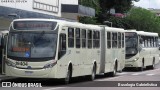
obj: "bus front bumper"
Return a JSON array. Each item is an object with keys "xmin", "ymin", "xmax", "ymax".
[
  {"xmin": 125, "ymin": 59, "xmax": 141, "ymax": 68},
  {"xmin": 5, "ymin": 65, "xmax": 57, "ymax": 78}
]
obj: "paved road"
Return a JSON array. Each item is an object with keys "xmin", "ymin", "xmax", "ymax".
[{"xmin": 0, "ymin": 62, "xmax": 160, "ymax": 90}]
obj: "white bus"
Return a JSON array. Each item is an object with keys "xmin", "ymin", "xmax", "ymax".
[
  {"xmin": 3, "ymin": 19, "xmax": 125, "ymax": 83},
  {"xmin": 125, "ymin": 30, "xmax": 159, "ymax": 71}
]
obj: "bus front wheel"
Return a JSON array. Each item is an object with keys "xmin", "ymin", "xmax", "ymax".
[
  {"xmin": 139, "ymin": 60, "xmax": 145, "ymax": 71},
  {"xmin": 64, "ymin": 66, "xmax": 72, "ymax": 84}
]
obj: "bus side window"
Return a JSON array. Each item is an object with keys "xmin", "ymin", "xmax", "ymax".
[
  {"xmin": 93, "ymin": 31, "xmax": 96, "ymax": 48},
  {"xmin": 96, "ymin": 31, "xmax": 100, "ymax": 48},
  {"xmin": 87, "ymin": 30, "xmax": 92, "ymax": 48},
  {"xmin": 122, "ymin": 33, "xmax": 124, "ymax": 48},
  {"xmin": 76, "ymin": 28, "xmax": 80, "ymax": 48},
  {"xmin": 58, "ymin": 34, "xmax": 66, "ymax": 59},
  {"xmin": 118, "ymin": 32, "xmax": 121, "ymax": 48},
  {"xmin": 68, "ymin": 28, "xmax": 74, "ymax": 48},
  {"xmin": 107, "ymin": 32, "xmax": 111, "ymax": 48},
  {"xmin": 154, "ymin": 37, "xmax": 156, "ymax": 47},
  {"xmin": 156, "ymin": 37, "xmax": 159, "ymax": 47},
  {"xmin": 112, "ymin": 32, "xmax": 117, "ymax": 48},
  {"xmin": 93, "ymin": 31, "xmax": 100, "ymax": 48},
  {"xmin": 81, "ymin": 29, "xmax": 86, "ymax": 48}
]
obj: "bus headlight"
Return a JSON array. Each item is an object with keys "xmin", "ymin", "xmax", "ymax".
[
  {"xmin": 43, "ymin": 61, "xmax": 57, "ymax": 69},
  {"xmin": 131, "ymin": 51, "xmax": 135, "ymax": 54},
  {"xmin": 134, "ymin": 57, "xmax": 139, "ymax": 61},
  {"xmin": 6, "ymin": 60, "xmax": 16, "ymax": 67}
]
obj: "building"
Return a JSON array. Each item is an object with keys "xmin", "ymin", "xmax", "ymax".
[{"xmin": 0, "ymin": 0, "xmax": 95, "ymax": 30}]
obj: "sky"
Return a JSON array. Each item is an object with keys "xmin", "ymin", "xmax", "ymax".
[{"xmin": 134, "ymin": 0, "xmax": 160, "ymax": 9}]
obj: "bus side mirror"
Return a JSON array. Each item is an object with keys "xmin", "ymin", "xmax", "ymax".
[
  {"xmin": 139, "ymin": 38, "xmax": 143, "ymax": 44},
  {"xmin": 1, "ymin": 34, "xmax": 8, "ymax": 49},
  {"xmin": 1, "ymin": 38, "xmax": 4, "ymax": 49}
]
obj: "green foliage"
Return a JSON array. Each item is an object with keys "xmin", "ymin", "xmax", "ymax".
[
  {"xmin": 126, "ymin": 8, "xmax": 160, "ymax": 34},
  {"xmin": 79, "ymin": 0, "xmax": 101, "ymax": 14},
  {"xmin": 108, "ymin": 8, "xmax": 160, "ymax": 35},
  {"xmin": 79, "ymin": 1, "xmax": 160, "ymax": 35},
  {"xmin": 79, "ymin": 0, "xmax": 134, "ymax": 24},
  {"xmin": 100, "ymin": 0, "xmax": 133, "ymax": 13},
  {"xmin": 79, "ymin": 16, "xmax": 99, "ymax": 25},
  {"xmin": 97, "ymin": 0, "xmax": 133, "ymax": 23},
  {"xmin": 107, "ymin": 16, "xmax": 128, "ymax": 29}
]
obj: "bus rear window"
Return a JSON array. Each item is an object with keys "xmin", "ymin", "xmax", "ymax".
[{"xmin": 13, "ymin": 21, "xmax": 57, "ymax": 30}]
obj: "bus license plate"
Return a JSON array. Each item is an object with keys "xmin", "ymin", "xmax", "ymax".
[{"xmin": 25, "ymin": 71, "xmax": 33, "ymax": 75}]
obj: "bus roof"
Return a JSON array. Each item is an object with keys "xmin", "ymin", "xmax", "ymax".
[
  {"xmin": 105, "ymin": 27, "xmax": 125, "ymax": 32},
  {"xmin": 12, "ymin": 18, "xmax": 102, "ymax": 31},
  {"xmin": 12, "ymin": 18, "xmax": 77, "ymax": 23},
  {"xmin": 125, "ymin": 30, "xmax": 158, "ymax": 37},
  {"xmin": 12, "ymin": 18, "xmax": 125, "ymax": 32}
]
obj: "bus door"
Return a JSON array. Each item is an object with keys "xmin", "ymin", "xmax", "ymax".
[{"xmin": 1, "ymin": 33, "xmax": 8, "ymax": 74}]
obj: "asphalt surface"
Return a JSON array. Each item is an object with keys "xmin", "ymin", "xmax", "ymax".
[{"xmin": 0, "ymin": 61, "xmax": 160, "ymax": 90}]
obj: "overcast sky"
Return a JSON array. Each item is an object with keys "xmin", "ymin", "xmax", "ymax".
[{"xmin": 134, "ymin": 0, "xmax": 160, "ymax": 9}]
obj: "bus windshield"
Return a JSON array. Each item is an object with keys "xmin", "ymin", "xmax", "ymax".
[
  {"xmin": 7, "ymin": 32, "xmax": 57, "ymax": 61},
  {"xmin": 125, "ymin": 32, "xmax": 138, "ymax": 56}
]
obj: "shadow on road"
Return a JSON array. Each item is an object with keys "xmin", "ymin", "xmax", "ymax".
[
  {"xmin": 123, "ymin": 66, "xmax": 158, "ymax": 72},
  {"xmin": 1, "ymin": 74, "xmax": 121, "ymax": 87},
  {"xmin": 2, "ymin": 62, "xmax": 159, "ymax": 87}
]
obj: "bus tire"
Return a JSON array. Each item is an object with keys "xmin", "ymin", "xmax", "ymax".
[
  {"xmin": 64, "ymin": 66, "xmax": 72, "ymax": 84},
  {"xmin": 110, "ymin": 62, "xmax": 117, "ymax": 77},
  {"xmin": 139, "ymin": 60, "xmax": 144, "ymax": 71},
  {"xmin": 90, "ymin": 64, "xmax": 96, "ymax": 81},
  {"xmin": 151, "ymin": 59, "xmax": 155, "ymax": 69}
]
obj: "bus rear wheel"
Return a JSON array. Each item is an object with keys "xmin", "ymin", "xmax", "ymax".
[
  {"xmin": 150, "ymin": 60, "xmax": 155, "ymax": 69},
  {"xmin": 90, "ymin": 64, "xmax": 96, "ymax": 81},
  {"xmin": 110, "ymin": 63, "xmax": 117, "ymax": 77}
]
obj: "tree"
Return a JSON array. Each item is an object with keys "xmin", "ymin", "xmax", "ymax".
[
  {"xmin": 126, "ymin": 8, "xmax": 160, "ymax": 34},
  {"xmin": 97, "ymin": 0, "xmax": 135, "ymax": 23},
  {"xmin": 79, "ymin": 16, "xmax": 99, "ymax": 25},
  {"xmin": 79, "ymin": 0, "xmax": 101, "ymax": 14},
  {"xmin": 100, "ymin": 0, "xmax": 133, "ymax": 13},
  {"xmin": 108, "ymin": 8, "xmax": 160, "ymax": 35}
]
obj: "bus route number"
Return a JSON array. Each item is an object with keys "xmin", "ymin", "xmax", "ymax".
[{"xmin": 16, "ymin": 61, "xmax": 28, "ymax": 66}]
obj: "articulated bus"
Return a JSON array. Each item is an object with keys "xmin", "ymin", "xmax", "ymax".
[
  {"xmin": 125, "ymin": 30, "xmax": 159, "ymax": 71},
  {"xmin": 3, "ymin": 19, "xmax": 125, "ymax": 83}
]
